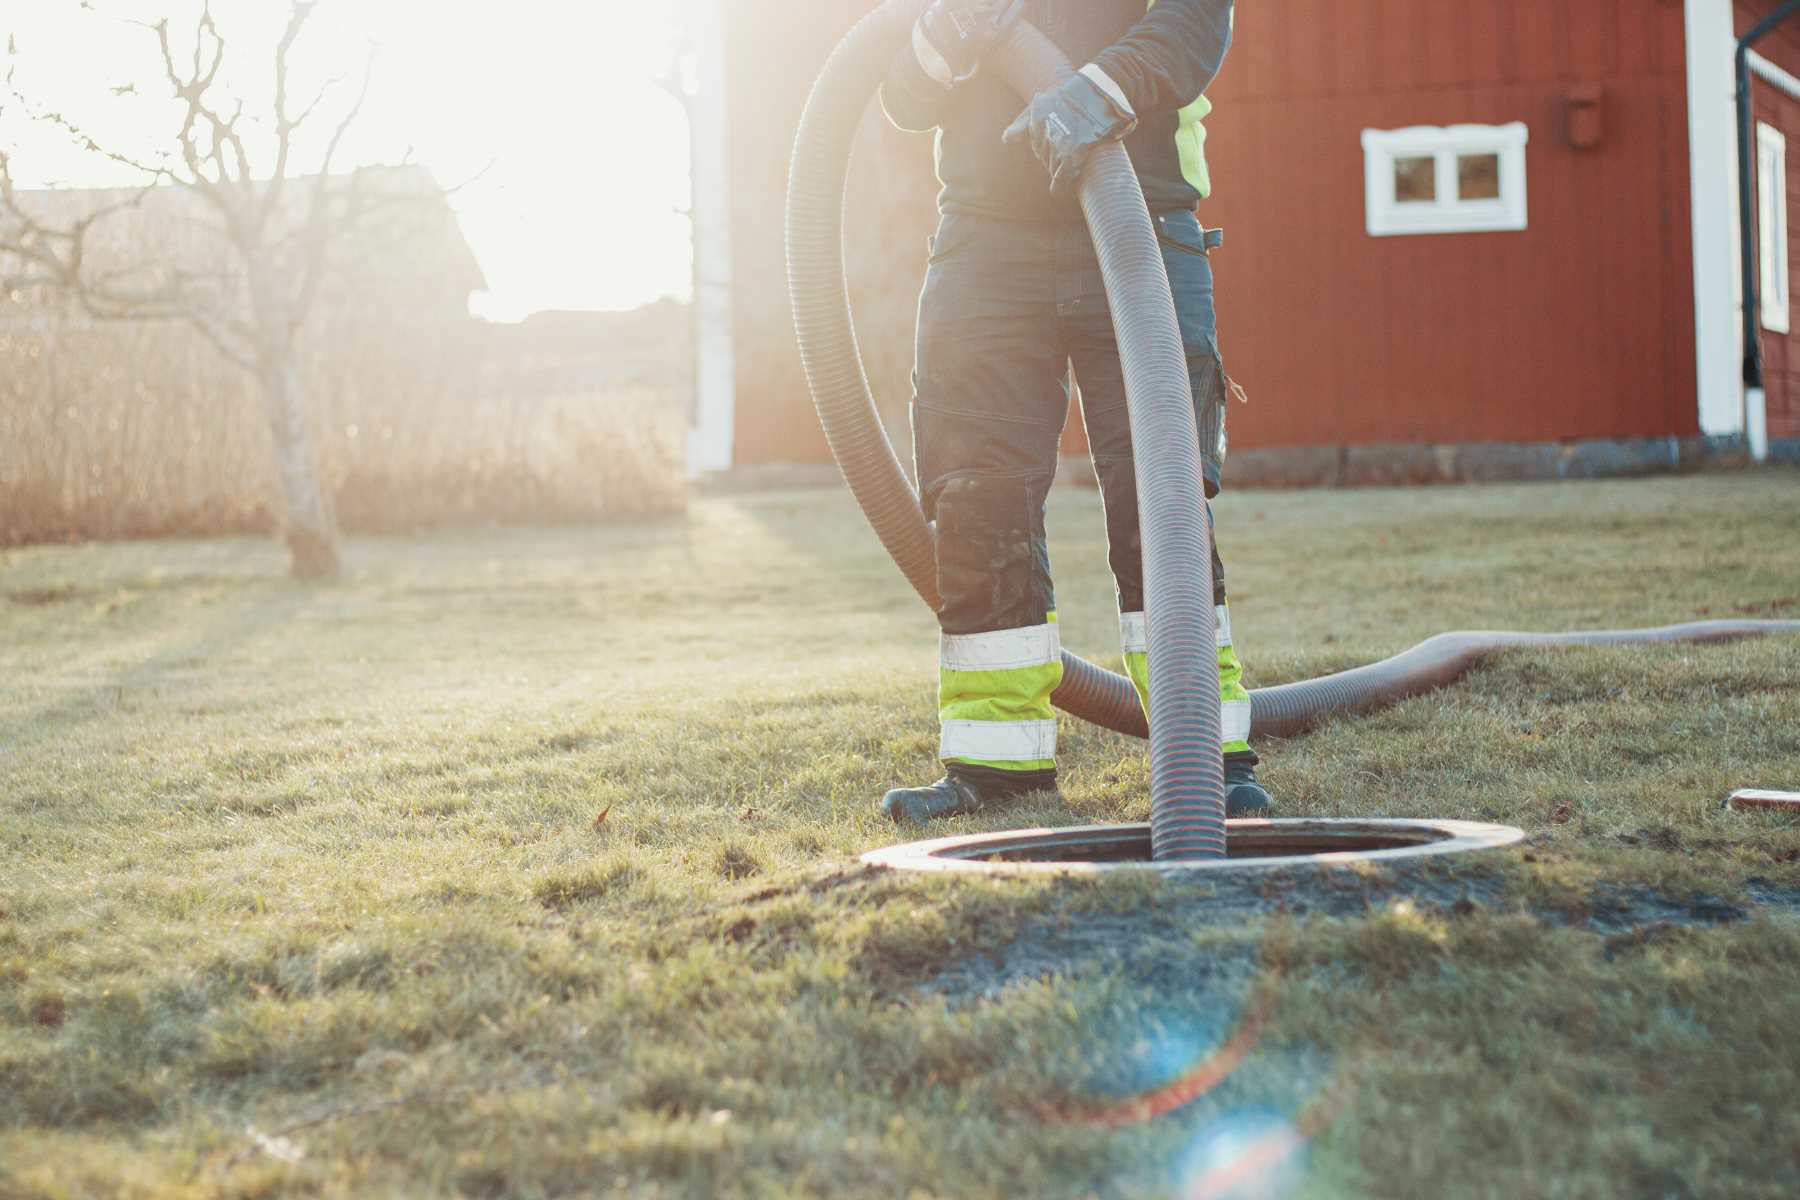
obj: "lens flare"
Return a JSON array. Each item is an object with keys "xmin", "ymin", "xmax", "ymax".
[
  {"xmin": 1176, "ymin": 1073, "xmax": 1350, "ymax": 1199},
  {"xmin": 1177, "ymin": 1111, "xmax": 1308, "ymax": 1200},
  {"xmin": 1031, "ymin": 970, "xmax": 1278, "ymax": 1129}
]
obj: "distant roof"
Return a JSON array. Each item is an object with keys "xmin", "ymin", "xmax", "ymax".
[{"xmin": 3, "ymin": 163, "xmax": 486, "ymax": 302}]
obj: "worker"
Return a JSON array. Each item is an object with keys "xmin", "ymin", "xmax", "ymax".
[{"xmin": 877, "ymin": 0, "xmax": 1272, "ymax": 823}]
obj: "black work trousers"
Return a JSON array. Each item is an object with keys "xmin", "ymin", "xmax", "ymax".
[{"xmin": 912, "ymin": 208, "xmax": 1248, "ymax": 782}]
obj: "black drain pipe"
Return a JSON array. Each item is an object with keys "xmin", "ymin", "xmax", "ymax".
[{"xmin": 1737, "ymin": 0, "xmax": 1800, "ymax": 391}]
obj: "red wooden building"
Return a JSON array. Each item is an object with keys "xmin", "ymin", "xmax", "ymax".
[{"xmin": 685, "ymin": 0, "xmax": 1800, "ymax": 480}]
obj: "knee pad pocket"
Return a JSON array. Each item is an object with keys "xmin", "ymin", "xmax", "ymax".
[
  {"xmin": 933, "ymin": 472, "xmax": 1053, "ymax": 636},
  {"xmin": 1191, "ymin": 341, "xmax": 1230, "ymax": 500}
]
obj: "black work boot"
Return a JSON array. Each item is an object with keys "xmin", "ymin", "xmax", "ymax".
[
  {"xmin": 1225, "ymin": 757, "xmax": 1274, "ymax": 817},
  {"xmin": 880, "ymin": 768, "xmax": 1054, "ymax": 825},
  {"xmin": 880, "ymin": 776, "xmax": 984, "ymax": 825}
]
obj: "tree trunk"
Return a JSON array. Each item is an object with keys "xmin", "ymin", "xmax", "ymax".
[{"xmin": 260, "ymin": 356, "xmax": 341, "ymax": 580}]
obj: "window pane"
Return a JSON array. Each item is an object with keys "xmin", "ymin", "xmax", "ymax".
[
  {"xmin": 1458, "ymin": 154, "xmax": 1502, "ymax": 201},
  {"xmin": 1759, "ymin": 131, "xmax": 1789, "ymax": 331},
  {"xmin": 1393, "ymin": 156, "xmax": 1436, "ymax": 203}
]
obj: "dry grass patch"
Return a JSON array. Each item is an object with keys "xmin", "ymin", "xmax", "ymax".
[
  {"xmin": 0, "ymin": 471, "xmax": 1797, "ymax": 1197},
  {"xmin": 0, "ymin": 319, "xmax": 685, "ymax": 546}
]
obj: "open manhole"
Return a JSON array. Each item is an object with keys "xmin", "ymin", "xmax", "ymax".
[{"xmin": 864, "ymin": 818, "xmax": 1526, "ymax": 876}]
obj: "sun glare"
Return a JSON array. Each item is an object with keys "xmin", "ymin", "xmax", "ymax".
[{"xmin": 0, "ymin": 0, "xmax": 697, "ymax": 321}]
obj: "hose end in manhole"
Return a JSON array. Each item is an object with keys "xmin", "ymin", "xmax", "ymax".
[{"xmin": 863, "ymin": 818, "xmax": 1526, "ymax": 876}]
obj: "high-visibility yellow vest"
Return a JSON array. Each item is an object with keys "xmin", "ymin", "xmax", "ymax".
[{"xmin": 1148, "ymin": 0, "xmax": 1217, "ymax": 199}]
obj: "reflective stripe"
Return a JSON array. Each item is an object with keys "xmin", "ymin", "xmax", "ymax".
[
  {"xmin": 1221, "ymin": 699, "xmax": 1252, "ymax": 746},
  {"xmin": 1120, "ymin": 611, "xmax": 1147, "ymax": 654},
  {"xmin": 941, "ymin": 623, "xmax": 1061, "ymax": 672},
  {"xmin": 1120, "ymin": 607, "xmax": 1233, "ymax": 652},
  {"xmin": 940, "ymin": 719, "xmax": 1057, "ymax": 763},
  {"xmin": 1079, "ymin": 63, "xmax": 1137, "ymax": 120},
  {"xmin": 913, "ymin": 22, "xmax": 957, "ymax": 87}
]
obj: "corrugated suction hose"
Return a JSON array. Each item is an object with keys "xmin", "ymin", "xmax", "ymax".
[{"xmin": 783, "ymin": 1, "xmax": 1800, "ymax": 858}]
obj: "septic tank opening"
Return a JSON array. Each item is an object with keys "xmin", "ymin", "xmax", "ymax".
[{"xmin": 863, "ymin": 818, "xmax": 1526, "ymax": 876}]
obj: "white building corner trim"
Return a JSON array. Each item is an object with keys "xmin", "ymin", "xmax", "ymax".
[
  {"xmin": 689, "ymin": 0, "xmax": 736, "ymax": 477},
  {"xmin": 1686, "ymin": 0, "xmax": 1747, "ymax": 441}
]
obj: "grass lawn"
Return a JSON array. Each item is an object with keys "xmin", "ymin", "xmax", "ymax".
[{"xmin": 3, "ymin": 471, "xmax": 1799, "ymax": 1199}]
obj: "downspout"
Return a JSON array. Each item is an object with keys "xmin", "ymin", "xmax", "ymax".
[
  {"xmin": 1736, "ymin": 0, "xmax": 1800, "ymax": 461},
  {"xmin": 688, "ymin": 0, "xmax": 737, "ymax": 477}
]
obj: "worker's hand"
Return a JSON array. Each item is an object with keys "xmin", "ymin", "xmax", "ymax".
[
  {"xmin": 912, "ymin": 0, "xmax": 1024, "ymax": 88},
  {"xmin": 1002, "ymin": 67, "xmax": 1138, "ymax": 193}
]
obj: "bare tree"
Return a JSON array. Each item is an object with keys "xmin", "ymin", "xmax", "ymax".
[{"xmin": 0, "ymin": 2, "xmax": 434, "ymax": 580}]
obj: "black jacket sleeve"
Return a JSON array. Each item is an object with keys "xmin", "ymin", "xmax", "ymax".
[
  {"xmin": 1090, "ymin": 0, "xmax": 1233, "ymax": 117},
  {"xmin": 879, "ymin": 46, "xmax": 953, "ymax": 133}
]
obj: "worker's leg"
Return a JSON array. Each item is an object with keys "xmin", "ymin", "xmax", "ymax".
[
  {"xmin": 907, "ymin": 214, "xmax": 1070, "ymax": 803},
  {"xmin": 1066, "ymin": 213, "xmax": 1265, "ymax": 806}
]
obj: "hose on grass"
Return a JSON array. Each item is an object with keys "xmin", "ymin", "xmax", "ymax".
[{"xmin": 783, "ymin": 1, "xmax": 1800, "ymax": 855}]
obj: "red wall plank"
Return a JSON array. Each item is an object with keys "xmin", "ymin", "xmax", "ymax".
[
  {"xmin": 1741, "ymin": 0, "xmax": 1800, "ymax": 439},
  {"xmin": 727, "ymin": 0, "xmax": 1703, "ymax": 465},
  {"xmin": 1195, "ymin": 0, "xmax": 1698, "ymax": 451}
]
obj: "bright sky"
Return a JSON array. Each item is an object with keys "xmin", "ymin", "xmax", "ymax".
[{"xmin": 0, "ymin": 0, "xmax": 695, "ymax": 321}]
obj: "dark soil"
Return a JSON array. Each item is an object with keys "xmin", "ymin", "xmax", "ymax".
[{"xmin": 918, "ymin": 864, "xmax": 1800, "ymax": 1007}]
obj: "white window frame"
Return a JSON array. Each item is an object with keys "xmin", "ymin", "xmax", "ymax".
[
  {"xmin": 1361, "ymin": 122, "xmax": 1530, "ymax": 237},
  {"xmin": 1757, "ymin": 121, "xmax": 1791, "ymax": 334}
]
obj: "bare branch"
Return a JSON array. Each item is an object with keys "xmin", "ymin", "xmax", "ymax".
[
  {"xmin": 263, "ymin": 2, "xmax": 323, "ymax": 235},
  {"xmin": 1, "ymin": 149, "xmax": 160, "ymax": 290},
  {"xmin": 1, "ymin": 115, "xmax": 255, "ymax": 368},
  {"xmin": 286, "ymin": 43, "xmax": 377, "ymax": 330},
  {"xmin": 3, "ymin": 70, "xmax": 172, "ymax": 182},
  {"xmin": 290, "ymin": 73, "xmax": 347, "ymax": 133},
  {"xmin": 2, "ymin": 0, "xmax": 424, "ymax": 367},
  {"xmin": 149, "ymin": 5, "xmax": 256, "ymax": 237},
  {"xmin": 183, "ymin": 312, "xmax": 257, "ymax": 372},
  {"xmin": 443, "ymin": 157, "xmax": 497, "ymax": 199},
  {"xmin": 316, "ymin": 44, "xmax": 375, "ymax": 183},
  {"xmin": 654, "ymin": 64, "xmax": 694, "ymax": 118}
]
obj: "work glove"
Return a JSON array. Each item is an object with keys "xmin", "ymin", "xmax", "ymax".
[
  {"xmin": 1002, "ymin": 67, "xmax": 1139, "ymax": 193},
  {"xmin": 911, "ymin": 0, "xmax": 1024, "ymax": 88}
]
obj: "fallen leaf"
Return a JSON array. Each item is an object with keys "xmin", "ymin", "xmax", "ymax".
[
  {"xmin": 245, "ymin": 1125, "xmax": 306, "ymax": 1166},
  {"xmin": 592, "ymin": 806, "xmax": 611, "ymax": 830}
]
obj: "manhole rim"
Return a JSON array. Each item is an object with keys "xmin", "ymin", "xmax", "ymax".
[{"xmin": 862, "ymin": 817, "xmax": 1526, "ymax": 876}]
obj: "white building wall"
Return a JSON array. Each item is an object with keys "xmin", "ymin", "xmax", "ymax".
[
  {"xmin": 688, "ymin": 0, "xmax": 736, "ymax": 477},
  {"xmin": 1687, "ymin": 0, "xmax": 1751, "ymax": 443}
]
